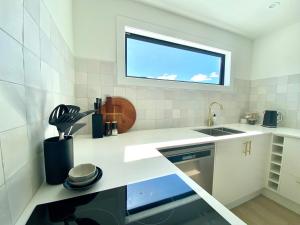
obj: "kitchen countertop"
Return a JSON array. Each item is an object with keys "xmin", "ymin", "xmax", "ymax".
[{"xmin": 16, "ymin": 124, "xmax": 300, "ymax": 225}]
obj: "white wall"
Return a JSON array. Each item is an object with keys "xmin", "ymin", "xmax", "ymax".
[
  {"xmin": 0, "ymin": 0, "xmax": 74, "ymax": 224},
  {"xmin": 73, "ymin": 0, "xmax": 253, "ymax": 80},
  {"xmin": 73, "ymin": 0, "xmax": 253, "ymax": 132},
  {"xmin": 44, "ymin": 0, "xmax": 74, "ymax": 51},
  {"xmin": 251, "ymin": 21, "xmax": 300, "ymax": 80}
]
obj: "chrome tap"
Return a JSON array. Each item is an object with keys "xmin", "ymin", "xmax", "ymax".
[{"xmin": 208, "ymin": 102, "xmax": 223, "ymax": 127}]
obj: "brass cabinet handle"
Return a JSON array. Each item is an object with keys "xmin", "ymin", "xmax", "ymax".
[
  {"xmin": 248, "ymin": 141, "xmax": 252, "ymax": 155},
  {"xmin": 243, "ymin": 142, "xmax": 248, "ymax": 156},
  {"xmin": 243, "ymin": 141, "xmax": 252, "ymax": 156}
]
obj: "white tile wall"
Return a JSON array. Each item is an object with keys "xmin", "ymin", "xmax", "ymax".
[
  {"xmin": 0, "ymin": 0, "xmax": 75, "ymax": 224},
  {"xmin": 0, "ymin": 30, "xmax": 24, "ymax": 84},
  {"xmin": 24, "ymin": 0, "xmax": 40, "ymax": 25},
  {"xmin": 75, "ymin": 58, "xmax": 251, "ymax": 133},
  {"xmin": 6, "ymin": 163, "xmax": 33, "ymax": 224},
  {"xmin": 24, "ymin": 10, "xmax": 40, "ymax": 57},
  {"xmin": 0, "ymin": 145, "xmax": 4, "ymax": 186},
  {"xmin": 249, "ymin": 74, "xmax": 300, "ymax": 128},
  {"xmin": 0, "ymin": 185, "xmax": 13, "ymax": 225},
  {"xmin": 0, "ymin": 126, "xmax": 30, "ymax": 179},
  {"xmin": 0, "ymin": 0, "xmax": 24, "ymax": 43},
  {"xmin": 0, "ymin": 81, "xmax": 26, "ymax": 132}
]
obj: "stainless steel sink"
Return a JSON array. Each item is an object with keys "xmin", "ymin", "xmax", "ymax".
[{"xmin": 194, "ymin": 127, "xmax": 245, "ymax": 136}]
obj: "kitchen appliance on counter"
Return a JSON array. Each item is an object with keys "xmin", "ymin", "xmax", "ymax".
[
  {"xmin": 159, "ymin": 143, "xmax": 215, "ymax": 194},
  {"xmin": 262, "ymin": 110, "xmax": 283, "ymax": 128},
  {"xmin": 26, "ymin": 174, "xmax": 229, "ymax": 225}
]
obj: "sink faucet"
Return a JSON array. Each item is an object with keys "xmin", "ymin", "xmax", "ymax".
[{"xmin": 208, "ymin": 102, "xmax": 223, "ymax": 127}]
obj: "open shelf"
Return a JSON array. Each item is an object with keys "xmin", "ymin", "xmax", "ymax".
[
  {"xmin": 269, "ymin": 172, "xmax": 280, "ymax": 182},
  {"xmin": 267, "ymin": 135, "xmax": 284, "ymax": 192},
  {"xmin": 271, "ymin": 154, "xmax": 282, "ymax": 164},
  {"xmin": 272, "ymin": 145, "xmax": 283, "ymax": 155},
  {"xmin": 273, "ymin": 135, "xmax": 284, "ymax": 145},
  {"xmin": 268, "ymin": 180, "xmax": 279, "ymax": 191}
]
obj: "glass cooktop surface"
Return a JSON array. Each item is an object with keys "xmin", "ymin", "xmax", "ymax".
[{"xmin": 26, "ymin": 174, "xmax": 230, "ymax": 225}]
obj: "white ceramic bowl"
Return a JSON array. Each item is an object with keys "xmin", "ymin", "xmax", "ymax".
[
  {"xmin": 68, "ymin": 170, "xmax": 98, "ymax": 186},
  {"xmin": 68, "ymin": 163, "xmax": 96, "ymax": 182}
]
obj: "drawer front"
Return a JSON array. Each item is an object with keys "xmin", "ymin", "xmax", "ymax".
[{"xmin": 279, "ymin": 171, "xmax": 300, "ymax": 204}]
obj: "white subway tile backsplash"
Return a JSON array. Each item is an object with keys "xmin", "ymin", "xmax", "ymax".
[
  {"xmin": 24, "ymin": 48, "xmax": 41, "ymax": 89},
  {"xmin": 0, "ymin": 82, "xmax": 26, "ymax": 132},
  {"xmin": 29, "ymin": 153, "xmax": 44, "ymax": 194},
  {"xmin": 0, "ymin": 30, "xmax": 24, "ymax": 84},
  {"xmin": 100, "ymin": 61, "xmax": 115, "ymax": 76},
  {"xmin": 40, "ymin": 61, "xmax": 53, "ymax": 91},
  {"xmin": 0, "ymin": 0, "xmax": 75, "ymax": 222},
  {"xmin": 75, "ymin": 84, "xmax": 88, "ymax": 98},
  {"xmin": 86, "ymin": 59, "xmax": 100, "ymax": 73},
  {"xmin": 0, "ymin": 185, "xmax": 12, "ymax": 225},
  {"xmin": 24, "ymin": 0, "xmax": 40, "ymax": 25},
  {"xmin": 87, "ymin": 85, "xmax": 101, "ymax": 98},
  {"xmin": 87, "ymin": 73, "xmax": 101, "ymax": 86},
  {"xmin": 75, "ymin": 72, "xmax": 88, "ymax": 84},
  {"xmin": 76, "ymin": 58, "xmax": 250, "ymax": 132},
  {"xmin": 39, "ymin": 1, "xmax": 50, "ymax": 38},
  {"xmin": 25, "ymin": 88, "xmax": 44, "ymax": 123},
  {"xmin": 0, "ymin": 145, "xmax": 4, "ymax": 186},
  {"xmin": 6, "ymin": 163, "xmax": 33, "ymax": 224},
  {"xmin": 24, "ymin": 10, "xmax": 40, "ymax": 56},
  {"xmin": 172, "ymin": 109, "xmax": 181, "ymax": 119},
  {"xmin": 0, "ymin": 126, "xmax": 30, "ymax": 179},
  {"xmin": 0, "ymin": 0, "xmax": 23, "ymax": 43}
]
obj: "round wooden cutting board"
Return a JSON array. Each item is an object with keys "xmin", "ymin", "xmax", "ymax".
[{"xmin": 101, "ymin": 97, "xmax": 136, "ymax": 133}]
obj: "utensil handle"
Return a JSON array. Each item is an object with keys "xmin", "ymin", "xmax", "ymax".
[{"xmin": 277, "ymin": 112, "xmax": 283, "ymax": 122}]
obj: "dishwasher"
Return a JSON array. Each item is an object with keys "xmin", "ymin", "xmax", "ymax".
[{"xmin": 159, "ymin": 143, "xmax": 215, "ymax": 194}]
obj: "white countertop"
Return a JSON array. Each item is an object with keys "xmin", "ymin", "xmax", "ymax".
[{"xmin": 16, "ymin": 124, "xmax": 300, "ymax": 225}]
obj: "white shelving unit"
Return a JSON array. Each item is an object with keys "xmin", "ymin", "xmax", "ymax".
[{"xmin": 267, "ymin": 135, "xmax": 284, "ymax": 191}]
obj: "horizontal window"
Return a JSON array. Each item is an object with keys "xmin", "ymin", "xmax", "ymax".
[{"xmin": 125, "ymin": 32, "xmax": 226, "ymax": 85}]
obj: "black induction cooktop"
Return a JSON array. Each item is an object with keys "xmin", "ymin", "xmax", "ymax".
[{"xmin": 26, "ymin": 174, "xmax": 230, "ymax": 225}]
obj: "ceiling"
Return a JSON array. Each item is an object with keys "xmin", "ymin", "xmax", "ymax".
[{"xmin": 133, "ymin": 0, "xmax": 300, "ymax": 39}]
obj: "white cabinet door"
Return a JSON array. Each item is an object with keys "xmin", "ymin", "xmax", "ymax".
[
  {"xmin": 281, "ymin": 137, "xmax": 300, "ymax": 176},
  {"xmin": 279, "ymin": 171, "xmax": 300, "ymax": 204},
  {"xmin": 213, "ymin": 134, "xmax": 270, "ymax": 206},
  {"xmin": 279, "ymin": 137, "xmax": 300, "ymax": 204}
]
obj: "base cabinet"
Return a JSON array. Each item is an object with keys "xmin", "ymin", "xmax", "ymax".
[
  {"xmin": 213, "ymin": 134, "xmax": 270, "ymax": 206},
  {"xmin": 279, "ymin": 137, "xmax": 300, "ymax": 204}
]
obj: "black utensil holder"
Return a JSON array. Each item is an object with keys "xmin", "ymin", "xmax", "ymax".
[{"xmin": 44, "ymin": 136, "xmax": 74, "ymax": 185}]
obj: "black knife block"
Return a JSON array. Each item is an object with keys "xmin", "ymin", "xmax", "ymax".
[
  {"xmin": 44, "ymin": 136, "xmax": 74, "ymax": 184},
  {"xmin": 92, "ymin": 114, "xmax": 104, "ymax": 138}
]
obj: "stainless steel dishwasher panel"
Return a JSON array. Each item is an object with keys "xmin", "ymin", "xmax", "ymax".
[{"xmin": 159, "ymin": 143, "xmax": 215, "ymax": 194}]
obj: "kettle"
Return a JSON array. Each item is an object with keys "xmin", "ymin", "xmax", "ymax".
[{"xmin": 262, "ymin": 110, "xmax": 283, "ymax": 128}]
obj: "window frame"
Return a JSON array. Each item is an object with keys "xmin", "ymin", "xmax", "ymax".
[
  {"xmin": 125, "ymin": 32, "xmax": 226, "ymax": 86},
  {"xmin": 116, "ymin": 17, "xmax": 233, "ymax": 91}
]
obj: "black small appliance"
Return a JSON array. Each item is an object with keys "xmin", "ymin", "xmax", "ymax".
[{"xmin": 262, "ymin": 110, "xmax": 282, "ymax": 128}]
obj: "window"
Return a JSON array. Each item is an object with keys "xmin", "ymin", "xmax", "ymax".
[{"xmin": 125, "ymin": 32, "xmax": 226, "ymax": 85}]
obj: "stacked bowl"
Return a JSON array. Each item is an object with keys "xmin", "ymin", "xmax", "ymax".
[{"xmin": 64, "ymin": 163, "xmax": 102, "ymax": 190}]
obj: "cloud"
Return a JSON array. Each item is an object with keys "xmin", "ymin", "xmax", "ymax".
[
  {"xmin": 210, "ymin": 72, "xmax": 219, "ymax": 78},
  {"xmin": 190, "ymin": 73, "xmax": 212, "ymax": 82},
  {"xmin": 156, "ymin": 74, "xmax": 177, "ymax": 80}
]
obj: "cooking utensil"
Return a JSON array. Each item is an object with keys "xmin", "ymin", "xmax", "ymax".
[
  {"xmin": 56, "ymin": 113, "xmax": 87, "ymax": 134},
  {"xmin": 65, "ymin": 123, "xmax": 86, "ymax": 136},
  {"xmin": 49, "ymin": 105, "xmax": 96, "ymax": 140},
  {"xmin": 67, "ymin": 105, "xmax": 80, "ymax": 114},
  {"xmin": 49, "ymin": 104, "xmax": 69, "ymax": 127}
]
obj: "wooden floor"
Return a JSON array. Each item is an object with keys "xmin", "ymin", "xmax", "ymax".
[{"xmin": 231, "ymin": 195, "xmax": 300, "ymax": 225}]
